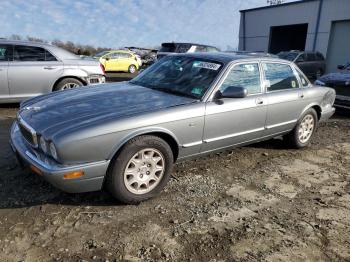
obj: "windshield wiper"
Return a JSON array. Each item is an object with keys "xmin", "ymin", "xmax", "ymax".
[{"xmin": 149, "ymin": 87, "xmax": 197, "ymax": 99}]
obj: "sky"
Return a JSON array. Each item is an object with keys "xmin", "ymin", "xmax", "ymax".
[{"xmin": 2, "ymin": 0, "xmax": 296, "ymax": 50}]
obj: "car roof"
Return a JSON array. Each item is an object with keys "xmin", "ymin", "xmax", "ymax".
[
  {"xmin": 0, "ymin": 40, "xmax": 54, "ymax": 48},
  {"xmin": 170, "ymin": 52, "xmax": 291, "ymax": 64},
  {"xmin": 108, "ymin": 50, "xmax": 134, "ymax": 54},
  {"xmin": 161, "ymin": 42, "xmax": 218, "ymax": 48}
]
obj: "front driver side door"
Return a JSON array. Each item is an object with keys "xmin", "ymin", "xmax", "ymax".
[{"xmin": 202, "ymin": 62, "xmax": 267, "ymax": 153}]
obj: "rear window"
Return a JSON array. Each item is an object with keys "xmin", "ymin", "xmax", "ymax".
[{"xmin": 159, "ymin": 43, "xmax": 176, "ymax": 52}]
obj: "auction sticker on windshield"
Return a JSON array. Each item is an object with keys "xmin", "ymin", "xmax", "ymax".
[{"xmin": 193, "ymin": 61, "xmax": 221, "ymax": 70}]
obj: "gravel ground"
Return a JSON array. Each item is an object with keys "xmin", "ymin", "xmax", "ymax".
[{"xmin": 0, "ymin": 105, "xmax": 349, "ymax": 262}]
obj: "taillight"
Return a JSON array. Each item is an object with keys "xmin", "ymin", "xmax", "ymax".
[{"xmin": 100, "ymin": 63, "xmax": 105, "ymax": 75}]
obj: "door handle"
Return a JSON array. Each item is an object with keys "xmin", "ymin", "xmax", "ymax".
[
  {"xmin": 256, "ymin": 98, "xmax": 264, "ymax": 105},
  {"xmin": 299, "ymin": 92, "xmax": 305, "ymax": 98},
  {"xmin": 43, "ymin": 66, "xmax": 56, "ymax": 70}
]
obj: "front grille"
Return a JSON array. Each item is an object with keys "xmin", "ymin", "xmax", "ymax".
[{"xmin": 18, "ymin": 118, "xmax": 37, "ymax": 147}]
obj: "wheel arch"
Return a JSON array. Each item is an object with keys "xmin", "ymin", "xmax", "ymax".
[
  {"xmin": 299, "ymin": 103, "xmax": 322, "ymax": 121},
  {"xmin": 108, "ymin": 128, "xmax": 180, "ymax": 163},
  {"xmin": 52, "ymin": 76, "xmax": 87, "ymax": 91}
]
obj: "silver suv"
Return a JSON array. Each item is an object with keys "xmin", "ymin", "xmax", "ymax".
[{"xmin": 0, "ymin": 41, "xmax": 105, "ymax": 103}]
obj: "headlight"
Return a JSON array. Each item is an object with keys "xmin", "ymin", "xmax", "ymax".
[
  {"xmin": 49, "ymin": 142, "xmax": 58, "ymax": 160},
  {"xmin": 39, "ymin": 136, "xmax": 48, "ymax": 153}
]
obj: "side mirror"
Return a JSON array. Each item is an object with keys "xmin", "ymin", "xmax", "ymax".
[
  {"xmin": 216, "ymin": 86, "xmax": 248, "ymax": 99},
  {"xmin": 337, "ymin": 65, "xmax": 345, "ymax": 70}
]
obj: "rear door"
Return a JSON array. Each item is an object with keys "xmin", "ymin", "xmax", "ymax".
[
  {"xmin": 8, "ymin": 45, "xmax": 64, "ymax": 98},
  {"xmin": 202, "ymin": 62, "xmax": 267, "ymax": 152},
  {"xmin": 0, "ymin": 44, "xmax": 11, "ymax": 98},
  {"xmin": 262, "ymin": 62, "xmax": 308, "ymax": 135}
]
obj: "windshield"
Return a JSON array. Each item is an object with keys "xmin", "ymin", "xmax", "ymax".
[
  {"xmin": 94, "ymin": 51, "xmax": 110, "ymax": 57},
  {"xmin": 130, "ymin": 56, "xmax": 223, "ymax": 99},
  {"xmin": 277, "ymin": 52, "xmax": 298, "ymax": 61}
]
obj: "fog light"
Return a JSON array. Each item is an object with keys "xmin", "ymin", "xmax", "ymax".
[
  {"xmin": 30, "ymin": 165, "xmax": 43, "ymax": 176},
  {"xmin": 63, "ymin": 171, "xmax": 84, "ymax": 180}
]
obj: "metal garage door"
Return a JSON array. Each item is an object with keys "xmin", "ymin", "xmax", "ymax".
[{"xmin": 326, "ymin": 20, "xmax": 350, "ymax": 73}]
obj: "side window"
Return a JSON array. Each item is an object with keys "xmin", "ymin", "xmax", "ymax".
[
  {"xmin": 14, "ymin": 45, "xmax": 46, "ymax": 61},
  {"xmin": 263, "ymin": 63, "xmax": 299, "ymax": 91},
  {"xmin": 0, "ymin": 45, "xmax": 11, "ymax": 61},
  {"xmin": 45, "ymin": 50, "xmax": 57, "ymax": 61},
  {"xmin": 220, "ymin": 63, "xmax": 261, "ymax": 95},
  {"xmin": 296, "ymin": 69, "xmax": 309, "ymax": 87},
  {"xmin": 195, "ymin": 46, "xmax": 206, "ymax": 52},
  {"xmin": 109, "ymin": 53, "xmax": 119, "ymax": 59}
]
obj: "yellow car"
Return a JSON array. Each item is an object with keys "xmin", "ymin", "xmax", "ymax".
[{"xmin": 99, "ymin": 50, "xmax": 139, "ymax": 73}]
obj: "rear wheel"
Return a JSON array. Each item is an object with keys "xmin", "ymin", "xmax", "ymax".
[
  {"xmin": 128, "ymin": 64, "xmax": 137, "ymax": 74},
  {"xmin": 54, "ymin": 78, "xmax": 83, "ymax": 91},
  {"xmin": 106, "ymin": 135, "xmax": 173, "ymax": 204},
  {"xmin": 283, "ymin": 108, "xmax": 318, "ymax": 148}
]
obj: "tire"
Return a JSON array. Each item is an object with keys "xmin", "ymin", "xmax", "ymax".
[
  {"xmin": 128, "ymin": 64, "xmax": 137, "ymax": 74},
  {"xmin": 54, "ymin": 78, "xmax": 83, "ymax": 91},
  {"xmin": 283, "ymin": 108, "xmax": 318, "ymax": 149},
  {"xmin": 106, "ymin": 135, "xmax": 174, "ymax": 204}
]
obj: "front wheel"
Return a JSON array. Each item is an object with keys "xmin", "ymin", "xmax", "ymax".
[
  {"xmin": 106, "ymin": 135, "xmax": 173, "ymax": 204},
  {"xmin": 283, "ymin": 108, "xmax": 318, "ymax": 148},
  {"xmin": 128, "ymin": 64, "xmax": 137, "ymax": 74}
]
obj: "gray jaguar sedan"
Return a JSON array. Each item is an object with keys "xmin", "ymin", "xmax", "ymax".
[{"xmin": 10, "ymin": 53, "xmax": 335, "ymax": 203}]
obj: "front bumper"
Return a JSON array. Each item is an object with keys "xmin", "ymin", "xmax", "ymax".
[
  {"xmin": 10, "ymin": 122, "xmax": 110, "ymax": 193},
  {"xmin": 86, "ymin": 75, "xmax": 106, "ymax": 85}
]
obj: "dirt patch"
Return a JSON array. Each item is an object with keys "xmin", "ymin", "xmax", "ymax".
[{"xmin": 0, "ymin": 107, "xmax": 350, "ymax": 261}]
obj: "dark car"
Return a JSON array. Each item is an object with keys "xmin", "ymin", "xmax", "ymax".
[
  {"xmin": 157, "ymin": 42, "xmax": 220, "ymax": 60},
  {"xmin": 316, "ymin": 62, "xmax": 350, "ymax": 111},
  {"xmin": 278, "ymin": 50, "xmax": 326, "ymax": 79}
]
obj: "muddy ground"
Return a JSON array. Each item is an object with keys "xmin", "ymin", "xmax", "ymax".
[{"xmin": 0, "ymin": 105, "xmax": 349, "ymax": 262}]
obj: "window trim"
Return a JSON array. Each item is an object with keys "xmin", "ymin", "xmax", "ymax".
[{"xmin": 260, "ymin": 61, "xmax": 301, "ymax": 93}]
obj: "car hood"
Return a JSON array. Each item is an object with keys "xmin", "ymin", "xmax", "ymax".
[
  {"xmin": 19, "ymin": 82, "xmax": 196, "ymax": 137},
  {"xmin": 319, "ymin": 72, "xmax": 350, "ymax": 83}
]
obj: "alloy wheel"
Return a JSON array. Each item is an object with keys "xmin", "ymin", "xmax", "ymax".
[
  {"xmin": 298, "ymin": 114, "xmax": 315, "ymax": 143},
  {"xmin": 123, "ymin": 148, "xmax": 165, "ymax": 195}
]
